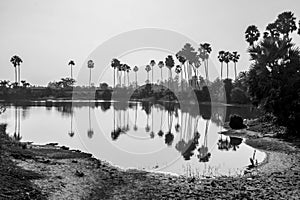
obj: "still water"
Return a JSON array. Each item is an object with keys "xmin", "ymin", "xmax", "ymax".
[{"xmin": 0, "ymin": 101, "xmax": 265, "ymax": 177}]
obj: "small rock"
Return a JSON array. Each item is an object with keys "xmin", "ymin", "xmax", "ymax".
[{"xmin": 75, "ymin": 170, "xmax": 84, "ymax": 177}]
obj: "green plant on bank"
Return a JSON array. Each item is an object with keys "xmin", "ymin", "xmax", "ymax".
[{"xmin": 245, "ymin": 11, "xmax": 300, "ymax": 136}]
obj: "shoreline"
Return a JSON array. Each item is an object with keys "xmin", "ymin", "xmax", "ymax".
[{"xmin": 1, "ymin": 121, "xmax": 300, "ymax": 199}]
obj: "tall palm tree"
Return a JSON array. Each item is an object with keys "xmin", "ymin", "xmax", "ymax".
[
  {"xmin": 218, "ymin": 51, "xmax": 225, "ymax": 79},
  {"xmin": 150, "ymin": 60, "xmax": 156, "ymax": 83},
  {"xmin": 125, "ymin": 64, "xmax": 131, "ymax": 86},
  {"xmin": 177, "ymin": 43, "xmax": 198, "ymax": 81},
  {"xmin": 68, "ymin": 60, "xmax": 75, "ymax": 79},
  {"xmin": 165, "ymin": 55, "xmax": 175, "ymax": 88},
  {"xmin": 175, "ymin": 65, "xmax": 182, "ymax": 91},
  {"xmin": 111, "ymin": 58, "xmax": 121, "ymax": 88},
  {"xmin": 87, "ymin": 60, "xmax": 94, "ymax": 87},
  {"xmin": 145, "ymin": 65, "xmax": 151, "ymax": 83},
  {"xmin": 224, "ymin": 52, "xmax": 232, "ymax": 79},
  {"xmin": 133, "ymin": 66, "xmax": 139, "ymax": 87},
  {"xmin": 199, "ymin": 43, "xmax": 212, "ymax": 82},
  {"xmin": 245, "ymin": 25, "xmax": 260, "ymax": 46},
  {"xmin": 231, "ymin": 51, "xmax": 240, "ymax": 80},
  {"xmin": 157, "ymin": 61, "xmax": 164, "ymax": 83},
  {"xmin": 10, "ymin": 55, "xmax": 23, "ymax": 84}
]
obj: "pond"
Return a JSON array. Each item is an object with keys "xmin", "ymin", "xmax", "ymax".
[{"xmin": 0, "ymin": 101, "xmax": 265, "ymax": 177}]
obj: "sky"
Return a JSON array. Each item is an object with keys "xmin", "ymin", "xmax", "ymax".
[{"xmin": 1, "ymin": 0, "xmax": 300, "ymax": 86}]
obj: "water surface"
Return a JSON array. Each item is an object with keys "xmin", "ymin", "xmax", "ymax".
[{"xmin": 0, "ymin": 101, "xmax": 265, "ymax": 177}]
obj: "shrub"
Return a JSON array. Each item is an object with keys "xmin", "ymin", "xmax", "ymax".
[{"xmin": 229, "ymin": 114, "xmax": 247, "ymax": 129}]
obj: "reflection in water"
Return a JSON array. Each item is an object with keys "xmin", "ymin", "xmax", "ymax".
[
  {"xmin": 0, "ymin": 101, "xmax": 265, "ymax": 177},
  {"xmin": 68, "ymin": 112, "xmax": 75, "ymax": 137},
  {"xmin": 87, "ymin": 101, "xmax": 94, "ymax": 138},
  {"xmin": 198, "ymin": 120, "xmax": 211, "ymax": 162},
  {"xmin": 13, "ymin": 106, "xmax": 22, "ymax": 141}
]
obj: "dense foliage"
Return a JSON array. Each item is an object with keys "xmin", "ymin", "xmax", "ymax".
[{"xmin": 245, "ymin": 11, "xmax": 300, "ymax": 135}]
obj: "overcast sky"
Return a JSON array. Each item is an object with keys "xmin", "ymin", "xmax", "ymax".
[{"xmin": 1, "ymin": 0, "xmax": 300, "ymax": 86}]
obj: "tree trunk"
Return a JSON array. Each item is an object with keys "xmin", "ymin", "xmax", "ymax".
[
  {"xmin": 152, "ymin": 67, "xmax": 154, "ymax": 83},
  {"xmin": 18, "ymin": 65, "xmax": 20, "ymax": 84},
  {"xmin": 89, "ymin": 68, "xmax": 92, "ymax": 87},
  {"xmin": 14, "ymin": 67, "xmax": 17, "ymax": 84},
  {"xmin": 220, "ymin": 62, "xmax": 223, "ymax": 79},
  {"xmin": 135, "ymin": 72, "xmax": 137, "ymax": 87},
  {"xmin": 227, "ymin": 63, "xmax": 229, "ymax": 79},
  {"xmin": 127, "ymin": 72, "xmax": 129, "ymax": 86},
  {"xmin": 147, "ymin": 72, "xmax": 149, "ymax": 83},
  {"xmin": 206, "ymin": 59, "xmax": 209, "ymax": 81},
  {"xmin": 234, "ymin": 62, "xmax": 237, "ymax": 80},
  {"xmin": 71, "ymin": 66, "xmax": 73, "ymax": 79},
  {"xmin": 161, "ymin": 68, "xmax": 163, "ymax": 83},
  {"xmin": 113, "ymin": 68, "xmax": 115, "ymax": 88},
  {"xmin": 124, "ymin": 71, "xmax": 126, "ymax": 87}
]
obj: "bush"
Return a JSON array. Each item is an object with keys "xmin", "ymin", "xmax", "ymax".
[
  {"xmin": 231, "ymin": 87, "xmax": 250, "ymax": 104},
  {"xmin": 229, "ymin": 114, "xmax": 247, "ymax": 129}
]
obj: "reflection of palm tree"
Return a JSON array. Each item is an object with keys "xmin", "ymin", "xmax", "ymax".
[
  {"xmin": 157, "ymin": 107, "xmax": 164, "ymax": 137},
  {"xmin": 150, "ymin": 107, "xmax": 154, "ymax": 138},
  {"xmin": 133, "ymin": 103, "xmax": 138, "ymax": 131},
  {"xmin": 68, "ymin": 111, "xmax": 75, "ymax": 137},
  {"xmin": 13, "ymin": 106, "xmax": 22, "ymax": 141},
  {"xmin": 198, "ymin": 120, "xmax": 211, "ymax": 162},
  {"xmin": 175, "ymin": 131, "xmax": 200, "ymax": 160},
  {"xmin": 145, "ymin": 112, "xmax": 150, "ymax": 132},
  {"xmin": 165, "ymin": 108, "xmax": 174, "ymax": 146},
  {"xmin": 87, "ymin": 102, "xmax": 94, "ymax": 138}
]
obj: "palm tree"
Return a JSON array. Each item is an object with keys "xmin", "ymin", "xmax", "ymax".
[
  {"xmin": 125, "ymin": 64, "xmax": 131, "ymax": 86},
  {"xmin": 133, "ymin": 66, "xmax": 139, "ymax": 87},
  {"xmin": 68, "ymin": 60, "xmax": 75, "ymax": 79},
  {"xmin": 275, "ymin": 11, "xmax": 297, "ymax": 38},
  {"xmin": 245, "ymin": 25, "xmax": 260, "ymax": 46},
  {"xmin": 111, "ymin": 58, "xmax": 121, "ymax": 88},
  {"xmin": 10, "ymin": 55, "xmax": 23, "ymax": 84},
  {"xmin": 150, "ymin": 60, "xmax": 156, "ymax": 83},
  {"xmin": 175, "ymin": 65, "xmax": 182, "ymax": 91},
  {"xmin": 231, "ymin": 52, "xmax": 240, "ymax": 80},
  {"xmin": 87, "ymin": 60, "xmax": 94, "ymax": 87},
  {"xmin": 199, "ymin": 43, "xmax": 212, "ymax": 82},
  {"xmin": 224, "ymin": 52, "xmax": 232, "ymax": 79},
  {"xmin": 165, "ymin": 55, "xmax": 175, "ymax": 88},
  {"xmin": 145, "ymin": 65, "xmax": 151, "ymax": 83},
  {"xmin": 157, "ymin": 61, "xmax": 164, "ymax": 83},
  {"xmin": 177, "ymin": 43, "xmax": 198, "ymax": 81},
  {"xmin": 218, "ymin": 51, "xmax": 225, "ymax": 79}
]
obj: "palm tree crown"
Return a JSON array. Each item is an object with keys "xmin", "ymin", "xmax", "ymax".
[
  {"xmin": 10, "ymin": 55, "xmax": 23, "ymax": 84},
  {"xmin": 245, "ymin": 25, "xmax": 260, "ymax": 46}
]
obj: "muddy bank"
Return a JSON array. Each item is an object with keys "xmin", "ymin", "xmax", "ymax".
[{"xmin": 1, "ymin": 122, "xmax": 300, "ymax": 199}]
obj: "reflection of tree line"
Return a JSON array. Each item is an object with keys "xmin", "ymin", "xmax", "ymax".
[
  {"xmin": 217, "ymin": 135, "xmax": 243, "ymax": 151},
  {"xmin": 110, "ymin": 101, "xmax": 213, "ymax": 162}
]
